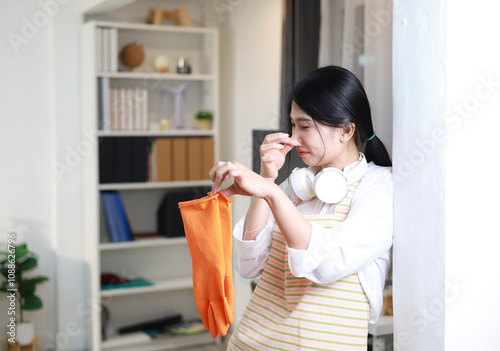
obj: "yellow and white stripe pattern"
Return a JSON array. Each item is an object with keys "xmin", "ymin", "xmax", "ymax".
[{"xmin": 228, "ymin": 181, "xmax": 370, "ymax": 350}]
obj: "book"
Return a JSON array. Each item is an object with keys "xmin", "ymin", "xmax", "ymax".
[
  {"xmin": 142, "ymin": 89, "xmax": 149, "ymax": 130},
  {"xmin": 201, "ymin": 137, "xmax": 214, "ymax": 180},
  {"xmin": 134, "ymin": 87, "xmax": 142, "ymax": 130},
  {"xmin": 99, "ymin": 77, "xmax": 111, "ymax": 131},
  {"xmin": 111, "ymin": 87, "xmax": 119, "ymax": 130},
  {"xmin": 118, "ymin": 314, "xmax": 183, "ymax": 335},
  {"xmin": 101, "ymin": 192, "xmax": 122, "ymax": 242},
  {"xmin": 113, "ymin": 192, "xmax": 133, "ymax": 241},
  {"xmin": 95, "ymin": 27, "xmax": 102, "ymax": 72},
  {"xmin": 102, "ymin": 28, "xmax": 109, "ymax": 71},
  {"xmin": 99, "ymin": 137, "xmax": 115, "ymax": 183},
  {"xmin": 132, "ymin": 232, "xmax": 163, "ymax": 240},
  {"xmin": 156, "ymin": 138, "xmax": 173, "ymax": 182},
  {"xmin": 99, "ymin": 193, "xmax": 111, "ymax": 243},
  {"xmin": 125, "ymin": 88, "xmax": 133, "ymax": 130},
  {"xmin": 114, "ymin": 137, "xmax": 134, "ymax": 183},
  {"xmin": 172, "ymin": 138, "xmax": 188, "ymax": 181},
  {"xmin": 101, "ymin": 277, "xmax": 153, "ymax": 290},
  {"xmin": 187, "ymin": 138, "xmax": 203, "ymax": 180},
  {"xmin": 109, "ymin": 28, "xmax": 118, "ymax": 72},
  {"xmin": 131, "ymin": 138, "xmax": 149, "ymax": 182},
  {"xmin": 108, "ymin": 191, "xmax": 128, "ymax": 241}
]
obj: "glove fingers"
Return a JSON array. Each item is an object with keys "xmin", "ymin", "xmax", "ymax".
[
  {"xmin": 224, "ymin": 275, "xmax": 234, "ymax": 324},
  {"xmin": 208, "ymin": 303, "xmax": 222, "ymax": 338}
]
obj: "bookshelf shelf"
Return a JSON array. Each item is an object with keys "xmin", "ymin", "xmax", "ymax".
[
  {"xmin": 99, "ymin": 180, "xmax": 213, "ymax": 191},
  {"xmin": 100, "ymin": 237, "xmax": 187, "ymax": 251},
  {"xmin": 102, "ymin": 331, "xmax": 215, "ymax": 351},
  {"xmin": 98, "ymin": 71, "xmax": 215, "ymax": 81},
  {"xmin": 94, "ymin": 20, "xmax": 217, "ymax": 35},
  {"xmin": 96, "ymin": 130, "xmax": 214, "ymax": 137},
  {"xmin": 82, "ymin": 18, "xmax": 219, "ymax": 351},
  {"xmin": 100, "ymin": 277, "xmax": 193, "ymax": 297}
]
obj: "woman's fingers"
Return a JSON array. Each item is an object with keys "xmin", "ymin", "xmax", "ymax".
[
  {"xmin": 219, "ymin": 183, "xmax": 237, "ymax": 198},
  {"xmin": 262, "ymin": 133, "xmax": 301, "ymax": 147},
  {"xmin": 210, "ymin": 161, "xmax": 233, "ymax": 195},
  {"xmin": 260, "ymin": 134, "xmax": 301, "ymax": 159}
]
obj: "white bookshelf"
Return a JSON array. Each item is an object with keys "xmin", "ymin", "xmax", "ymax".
[
  {"xmin": 96, "ymin": 130, "xmax": 215, "ymax": 137},
  {"xmin": 98, "ymin": 180, "xmax": 213, "ymax": 191},
  {"xmin": 100, "ymin": 237, "xmax": 187, "ymax": 251},
  {"xmin": 81, "ymin": 20, "xmax": 219, "ymax": 351},
  {"xmin": 100, "ymin": 277, "xmax": 193, "ymax": 298},
  {"xmin": 98, "ymin": 71, "xmax": 215, "ymax": 81}
]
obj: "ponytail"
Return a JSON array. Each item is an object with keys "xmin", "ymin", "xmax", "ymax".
[{"xmin": 364, "ymin": 135, "xmax": 392, "ymax": 167}]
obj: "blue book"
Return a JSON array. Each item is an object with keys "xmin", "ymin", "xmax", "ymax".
[
  {"xmin": 108, "ymin": 192, "xmax": 126, "ymax": 242},
  {"xmin": 102, "ymin": 192, "xmax": 122, "ymax": 242},
  {"xmin": 113, "ymin": 192, "xmax": 133, "ymax": 241}
]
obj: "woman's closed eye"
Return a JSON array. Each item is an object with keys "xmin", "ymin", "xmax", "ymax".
[{"xmin": 291, "ymin": 123, "xmax": 310, "ymax": 130}]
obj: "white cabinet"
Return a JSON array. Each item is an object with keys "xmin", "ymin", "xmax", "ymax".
[{"xmin": 81, "ymin": 20, "xmax": 219, "ymax": 351}]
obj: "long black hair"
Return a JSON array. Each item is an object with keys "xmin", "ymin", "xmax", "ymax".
[{"xmin": 286, "ymin": 66, "xmax": 392, "ymax": 167}]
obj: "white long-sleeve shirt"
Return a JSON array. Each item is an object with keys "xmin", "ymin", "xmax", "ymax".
[{"xmin": 233, "ymin": 160, "xmax": 393, "ymax": 327}]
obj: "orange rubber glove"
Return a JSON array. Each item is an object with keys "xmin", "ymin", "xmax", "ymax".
[
  {"xmin": 218, "ymin": 193, "xmax": 234, "ymax": 325},
  {"xmin": 178, "ymin": 193, "xmax": 234, "ymax": 338}
]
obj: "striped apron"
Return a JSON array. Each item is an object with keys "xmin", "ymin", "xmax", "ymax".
[{"xmin": 227, "ymin": 181, "xmax": 370, "ymax": 351}]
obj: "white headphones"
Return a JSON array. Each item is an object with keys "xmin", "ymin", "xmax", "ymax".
[{"xmin": 290, "ymin": 154, "xmax": 368, "ymax": 204}]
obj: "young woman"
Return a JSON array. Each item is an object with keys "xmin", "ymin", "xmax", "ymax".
[{"xmin": 210, "ymin": 66, "xmax": 393, "ymax": 350}]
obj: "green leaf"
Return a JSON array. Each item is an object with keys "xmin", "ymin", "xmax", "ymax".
[
  {"xmin": 15, "ymin": 244, "xmax": 29, "ymax": 260},
  {"xmin": 0, "ymin": 268, "xmax": 8, "ymax": 278},
  {"xmin": 22, "ymin": 294, "xmax": 43, "ymax": 310},
  {"xmin": 25, "ymin": 276, "xmax": 49, "ymax": 284},
  {"xmin": 19, "ymin": 257, "xmax": 38, "ymax": 271},
  {"xmin": 20, "ymin": 279, "xmax": 36, "ymax": 296},
  {"xmin": 19, "ymin": 276, "xmax": 48, "ymax": 295}
]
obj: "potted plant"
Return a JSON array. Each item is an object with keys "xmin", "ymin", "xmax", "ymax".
[
  {"xmin": 194, "ymin": 109, "xmax": 213, "ymax": 130},
  {"xmin": 1, "ymin": 242, "xmax": 49, "ymax": 347}
]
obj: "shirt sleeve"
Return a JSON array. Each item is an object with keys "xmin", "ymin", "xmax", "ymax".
[
  {"xmin": 232, "ymin": 180, "xmax": 293, "ymax": 279},
  {"xmin": 287, "ymin": 168, "xmax": 393, "ymax": 284},
  {"xmin": 233, "ymin": 214, "xmax": 274, "ymax": 279}
]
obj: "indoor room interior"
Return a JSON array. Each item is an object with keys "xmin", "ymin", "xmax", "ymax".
[{"xmin": 1, "ymin": 0, "xmax": 499, "ymax": 350}]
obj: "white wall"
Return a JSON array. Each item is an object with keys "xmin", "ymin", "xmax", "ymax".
[
  {"xmin": 393, "ymin": 0, "xmax": 500, "ymax": 349},
  {"xmin": 53, "ymin": 1, "xmax": 89, "ymax": 349},
  {"xmin": 218, "ymin": 0, "xmax": 283, "ymax": 326},
  {"xmin": 392, "ymin": 0, "xmax": 447, "ymax": 348},
  {"xmin": 0, "ymin": 1, "xmax": 92, "ymax": 350},
  {"xmin": 444, "ymin": 1, "xmax": 500, "ymax": 349},
  {"xmin": 0, "ymin": 1, "xmax": 58, "ymax": 349}
]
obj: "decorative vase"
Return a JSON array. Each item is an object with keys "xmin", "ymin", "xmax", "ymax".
[
  {"xmin": 17, "ymin": 321, "xmax": 35, "ymax": 346},
  {"xmin": 196, "ymin": 119, "xmax": 212, "ymax": 130}
]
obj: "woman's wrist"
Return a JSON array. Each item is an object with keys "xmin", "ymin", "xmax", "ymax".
[{"xmin": 263, "ymin": 182, "xmax": 283, "ymax": 205}]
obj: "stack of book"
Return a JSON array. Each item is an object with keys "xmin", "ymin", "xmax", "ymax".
[
  {"xmin": 101, "ymin": 191, "xmax": 133, "ymax": 242},
  {"xmin": 99, "ymin": 137, "xmax": 150, "ymax": 183},
  {"xmin": 98, "ymin": 137, "xmax": 214, "ymax": 184},
  {"xmin": 99, "ymin": 78, "xmax": 149, "ymax": 131},
  {"xmin": 150, "ymin": 137, "xmax": 214, "ymax": 182},
  {"xmin": 96, "ymin": 27, "xmax": 118, "ymax": 72}
]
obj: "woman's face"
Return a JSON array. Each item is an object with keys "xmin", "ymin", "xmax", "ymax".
[{"xmin": 290, "ymin": 102, "xmax": 346, "ymax": 169}]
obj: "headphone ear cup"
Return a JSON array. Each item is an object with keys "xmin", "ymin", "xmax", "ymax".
[
  {"xmin": 290, "ymin": 168, "xmax": 316, "ymax": 202},
  {"xmin": 313, "ymin": 168, "xmax": 349, "ymax": 204}
]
